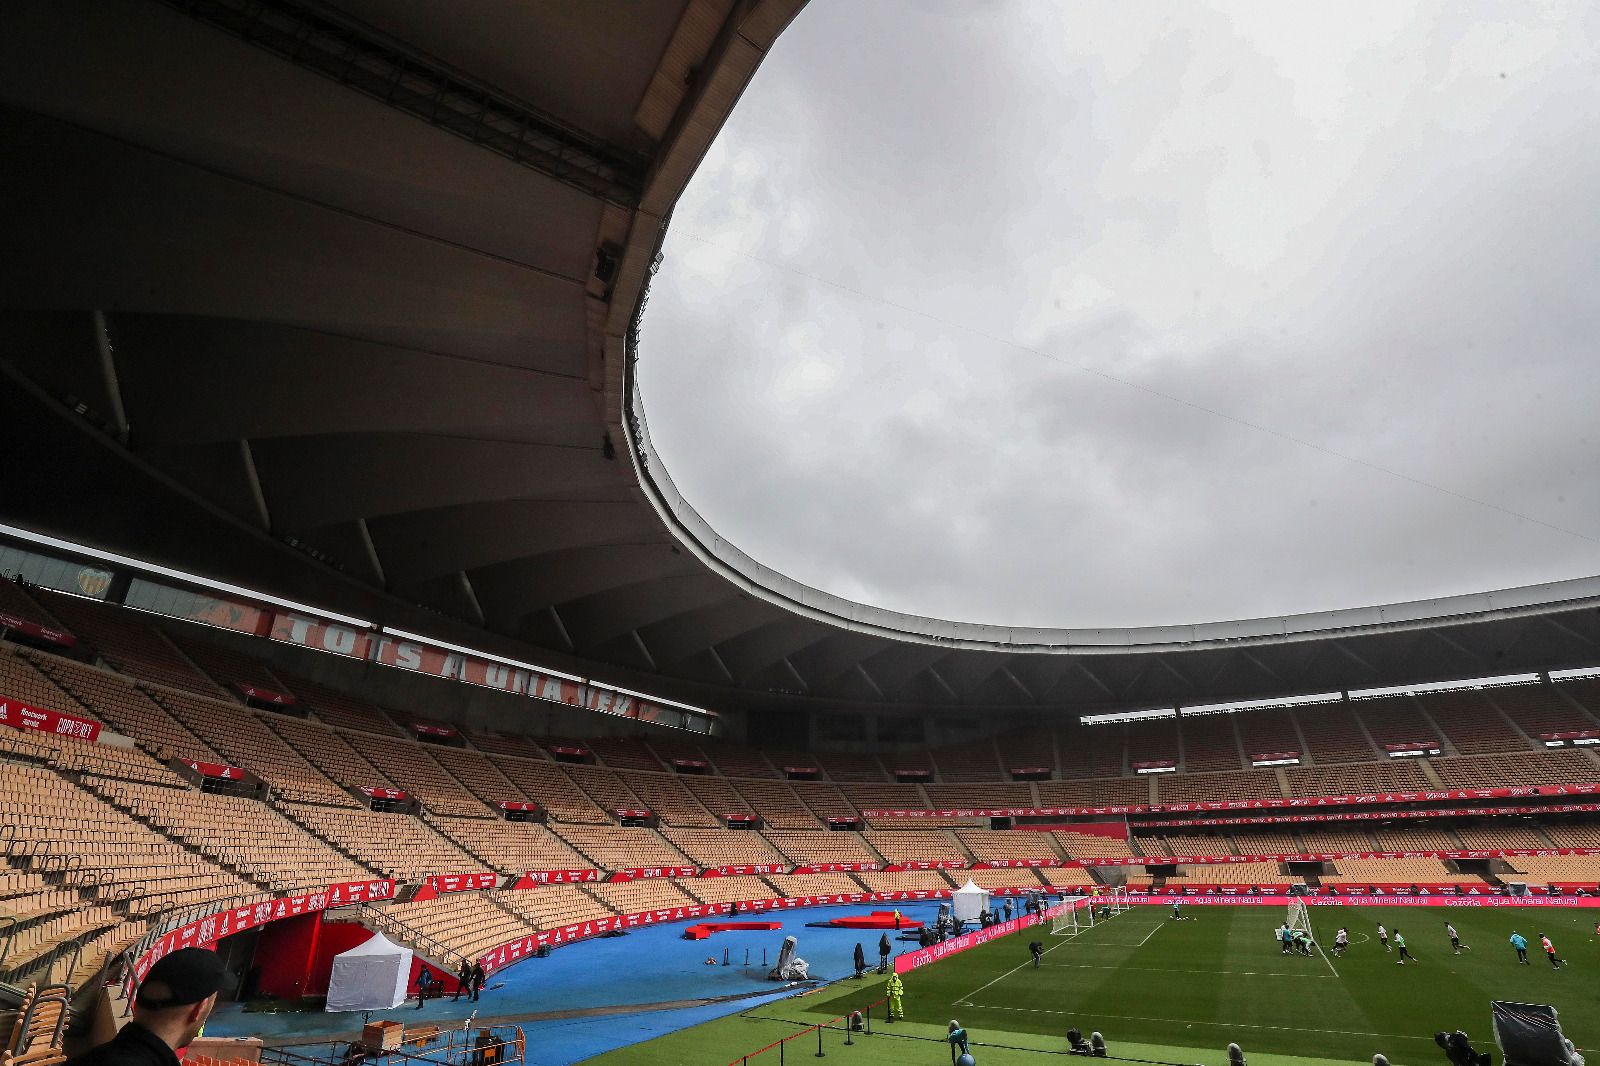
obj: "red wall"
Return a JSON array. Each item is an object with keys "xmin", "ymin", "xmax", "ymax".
[{"xmin": 304, "ymin": 920, "xmax": 372, "ymax": 998}]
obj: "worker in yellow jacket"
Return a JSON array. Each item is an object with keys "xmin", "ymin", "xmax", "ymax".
[{"xmin": 885, "ymin": 972, "xmax": 905, "ymax": 1021}]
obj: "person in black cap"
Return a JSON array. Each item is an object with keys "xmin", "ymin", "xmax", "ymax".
[{"xmin": 67, "ymin": 948, "xmax": 226, "ymax": 1066}]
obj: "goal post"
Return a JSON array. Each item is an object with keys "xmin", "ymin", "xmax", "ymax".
[{"xmin": 1051, "ymin": 899, "xmax": 1093, "ymax": 935}]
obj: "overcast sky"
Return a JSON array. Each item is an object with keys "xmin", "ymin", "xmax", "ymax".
[{"xmin": 638, "ymin": 0, "xmax": 1600, "ymax": 630}]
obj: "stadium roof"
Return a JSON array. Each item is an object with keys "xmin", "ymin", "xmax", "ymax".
[{"xmin": 5, "ymin": 0, "xmax": 1600, "ymax": 719}]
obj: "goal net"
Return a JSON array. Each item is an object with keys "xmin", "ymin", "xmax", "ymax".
[
  {"xmin": 1286, "ymin": 897, "xmax": 1313, "ymax": 940},
  {"xmin": 1051, "ymin": 901, "xmax": 1093, "ymax": 935}
]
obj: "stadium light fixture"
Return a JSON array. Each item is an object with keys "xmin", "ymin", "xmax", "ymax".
[
  {"xmin": 1080, "ymin": 707, "xmax": 1176, "ymax": 725},
  {"xmin": 0, "ymin": 522, "xmax": 371, "ymax": 628},
  {"xmin": 1180, "ymin": 692, "xmax": 1342, "ymax": 716},
  {"xmin": 1549, "ymin": 666, "xmax": 1600, "ymax": 681},
  {"xmin": 1348, "ymin": 672, "xmax": 1540, "ymax": 700}
]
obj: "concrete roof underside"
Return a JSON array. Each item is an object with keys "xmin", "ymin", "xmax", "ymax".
[{"xmin": 5, "ymin": 0, "xmax": 1600, "ymax": 721}]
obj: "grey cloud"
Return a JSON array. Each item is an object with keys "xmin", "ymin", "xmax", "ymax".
[{"xmin": 639, "ymin": 0, "xmax": 1600, "ymax": 630}]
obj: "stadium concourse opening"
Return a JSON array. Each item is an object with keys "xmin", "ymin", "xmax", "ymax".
[{"xmin": 5, "ymin": 3, "xmax": 1600, "ymax": 1066}]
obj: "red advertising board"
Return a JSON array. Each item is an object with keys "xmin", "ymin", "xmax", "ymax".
[
  {"xmin": 233, "ymin": 683, "xmax": 293, "ymax": 705},
  {"xmin": 1135, "ymin": 802, "xmax": 1600, "ymax": 828},
  {"xmin": 1065, "ymin": 848, "xmax": 1600, "ymax": 867},
  {"xmin": 0, "ymin": 696, "xmax": 101, "ymax": 742},
  {"xmin": 497, "ymin": 801, "xmax": 540, "ymax": 813},
  {"xmin": 607, "ymin": 866, "xmax": 698, "ymax": 882},
  {"xmin": 548, "ymin": 745, "xmax": 588, "ymax": 757},
  {"xmin": 180, "ymin": 759, "xmax": 246, "ymax": 780},
  {"xmin": 413, "ymin": 723, "xmax": 458, "ymax": 738},
  {"xmin": 614, "ymin": 808, "xmax": 652, "ymax": 819},
  {"xmin": 425, "ymin": 872, "xmax": 499, "ymax": 893},
  {"xmin": 511, "ymin": 869, "xmax": 601, "ymax": 887},
  {"xmin": 0, "ymin": 611, "xmax": 76, "ymax": 647},
  {"xmin": 884, "ymin": 860, "xmax": 968, "ymax": 871},
  {"xmin": 699, "ymin": 864, "xmax": 790, "ymax": 877},
  {"xmin": 971, "ymin": 859, "xmax": 1064, "ymax": 869},
  {"xmin": 357, "ymin": 786, "xmax": 408, "ymax": 801},
  {"xmin": 130, "ymin": 879, "xmax": 394, "ymax": 987},
  {"xmin": 791, "ymin": 862, "xmax": 880, "ymax": 874}
]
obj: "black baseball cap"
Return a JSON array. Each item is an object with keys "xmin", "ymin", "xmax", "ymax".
[{"xmin": 137, "ymin": 949, "xmax": 227, "ymax": 1008}]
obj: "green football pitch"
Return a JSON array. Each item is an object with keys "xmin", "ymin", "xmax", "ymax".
[{"xmin": 589, "ymin": 904, "xmax": 1599, "ymax": 1066}]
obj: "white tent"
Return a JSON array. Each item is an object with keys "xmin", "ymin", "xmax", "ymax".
[
  {"xmin": 951, "ymin": 880, "xmax": 990, "ymax": 923},
  {"xmin": 325, "ymin": 932, "xmax": 414, "ymax": 1012}
]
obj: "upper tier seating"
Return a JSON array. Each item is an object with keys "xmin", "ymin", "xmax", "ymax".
[
  {"xmin": 0, "ymin": 580, "xmax": 68, "ymax": 631},
  {"xmin": 1056, "ymin": 725, "xmax": 1124, "ymax": 778},
  {"xmin": 731, "ymin": 778, "xmax": 824, "ymax": 829},
  {"xmin": 1156, "ymin": 770, "xmax": 1284, "ymax": 805},
  {"xmin": 1229, "ymin": 831, "xmax": 1304, "ymax": 856},
  {"xmin": 864, "ymin": 831, "xmax": 969, "ymax": 864},
  {"xmin": 94, "ymin": 780, "xmax": 371, "ymax": 893},
  {"xmin": 1181, "ymin": 714, "xmax": 1243, "ymax": 773},
  {"xmin": 1491, "ymin": 684, "xmax": 1597, "ymax": 741},
  {"xmin": 677, "ymin": 775, "xmax": 751, "ymax": 822},
  {"xmin": 814, "ymin": 751, "xmax": 887, "ymax": 782},
  {"xmin": 586, "ymin": 736, "xmax": 661, "ymax": 771},
  {"xmin": 1126, "ymin": 719, "xmax": 1180, "ymax": 771},
  {"xmin": 1372, "ymin": 827, "xmax": 1460, "ymax": 851},
  {"xmin": 428, "ymin": 747, "xmax": 530, "ymax": 808},
  {"xmin": 660, "ymin": 828, "xmax": 786, "ymax": 868},
  {"xmin": 1353, "ymin": 696, "xmax": 1440, "ymax": 751},
  {"xmin": 1417, "ymin": 691, "xmax": 1526, "ymax": 754},
  {"xmin": 1050, "ymin": 831, "xmax": 1135, "ymax": 859},
  {"xmin": 1454, "ymin": 824, "xmax": 1547, "ymax": 850},
  {"xmin": 699, "ymin": 740, "xmax": 778, "ymax": 778},
  {"xmin": 838, "ymin": 782, "xmax": 927, "ymax": 813},
  {"xmin": 163, "ymin": 630, "xmax": 286, "ymax": 695},
  {"xmin": 1235, "ymin": 710, "xmax": 1303, "ymax": 766},
  {"xmin": 923, "ymin": 782, "xmax": 1035, "ymax": 808},
  {"xmin": 854, "ymin": 870, "xmax": 954, "ymax": 894},
  {"xmin": 994, "ymin": 728, "xmax": 1056, "ymax": 778},
  {"xmin": 491, "ymin": 757, "xmax": 608, "ymax": 824},
  {"xmin": 1035, "ymin": 777, "xmax": 1149, "ymax": 807},
  {"xmin": 35, "ymin": 592, "xmax": 225, "ymax": 698},
  {"xmin": 27, "ymin": 651, "xmax": 219, "ymax": 763},
  {"xmin": 679, "ymin": 875, "xmax": 780, "ymax": 906},
  {"xmin": 586, "ymin": 879, "xmax": 697, "ymax": 915},
  {"xmin": 281, "ymin": 805, "xmax": 479, "ymax": 883},
  {"xmin": 1293, "ymin": 705, "xmax": 1375, "ymax": 763},
  {"xmin": 954, "ymin": 831, "xmax": 1063, "ymax": 863},
  {"xmin": 276, "ymin": 671, "xmax": 401, "ymax": 735},
  {"xmin": 464, "ymin": 730, "xmax": 547, "ymax": 760},
  {"xmin": 1429, "ymin": 749, "xmax": 1598, "ymax": 790},
  {"xmin": 766, "ymin": 872, "xmax": 864, "ymax": 897},
  {"xmin": 764, "ymin": 831, "xmax": 880, "ymax": 867},
  {"xmin": 929, "ymin": 740, "xmax": 1002, "ymax": 782},
  {"xmin": 1296, "ymin": 829, "xmax": 1380, "ymax": 853},
  {"xmin": 644, "ymin": 733, "xmax": 710, "ymax": 771},
  {"xmin": 266, "ymin": 715, "xmax": 393, "ymax": 793},
  {"xmin": 1282, "ymin": 759, "xmax": 1431, "ymax": 798},
  {"xmin": 550, "ymin": 826, "xmax": 690, "ymax": 869},
  {"xmin": 559, "ymin": 764, "xmax": 643, "ymax": 816},
  {"xmin": 616, "ymin": 770, "xmax": 719, "ymax": 827},
  {"xmin": 789, "ymin": 781, "xmax": 854, "ymax": 822},
  {"xmin": 145, "ymin": 688, "xmax": 354, "ymax": 806},
  {"xmin": 427, "ymin": 816, "xmax": 591, "ymax": 875},
  {"xmin": 357, "ymin": 734, "xmax": 489, "ymax": 816}
]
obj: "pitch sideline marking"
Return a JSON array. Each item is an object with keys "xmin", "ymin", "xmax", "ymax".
[
  {"xmin": 965, "ymin": 1004, "xmax": 1438, "ymax": 1044},
  {"xmin": 955, "ymin": 907, "xmax": 1156, "ymax": 1006}
]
